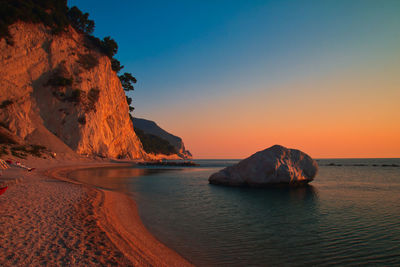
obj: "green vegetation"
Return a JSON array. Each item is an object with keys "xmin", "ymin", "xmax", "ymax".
[
  {"xmin": 0, "ymin": 0, "xmax": 69, "ymax": 44},
  {"xmin": 77, "ymin": 53, "xmax": 99, "ymax": 70},
  {"xmin": 1, "ymin": 0, "xmax": 138, "ymax": 118},
  {"xmin": 0, "ymin": 121, "xmax": 9, "ymax": 130},
  {"xmin": 119, "ymin": 72, "xmax": 137, "ymax": 111},
  {"xmin": 120, "ymin": 72, "xmax": 137, "ymax": 111},
  {"xmin": 119, "ymin": 73, "xmax": 137, "ymax": 91},
  {"xmin": 126, "ymin": 96, "xmax": 134, "ymax": 112},
  {"xmin": 30, "ymin": 145, "xmax": 47, "ymax": 157},
  {"xmin": 85, "ymin": 35, "xmax": 119, "ymax": 59},
  {"xmin": 0, "ymin": 124, "xmax": 24, "ymax": 158},
  {"xmin": 0, "ymin": 100, "xmax": 13, "ymax": 109},
  {"xmin": 77, "ymin": 115, "xmax": 86, "ymax": 125},
  {"xmin": 67, "ymin": 6, "xmax": 94, "ymax": 34},
  {"xmin": 47, "ymin": 73, "xmax": 73, "ymax": 87},
  {"xmin": 86, "ymin": 88, "xmax": 100, "ymax": 111},
  {"xmin": 100, "ymin": 36, "xmax": 118, "ymax": 59},
  {"xmin": 0, "ymin": 0, "xmax": 115, "ymax": 61},
  {"xmin": 126, "ymin": 96, "xmax": 132, "ymax": 106},
  {"xmin": 0, "ymin": 145, "xmax": 8, "ymax": 156},
  {"xmin": 67, "ymin": 89, "xmax": 83, "ymax": 102},
  {"xmin": 88, "ymin": 88, "xmax": 100, "ymax": 103},
  {"xmin": 0, "ymin": 0, "xmax": 95, "ymax": 44},
  {"xmin": 111, "ymin": 58, "xmax": 124, "ymax": 73},
  {"xmin": 52, "ymin": 88, "xmax": 99, "ymax": 113},
  {"xmin": 10, "ymin": 144, "xmax": 47, "ymax": 158},
  {"xmin": 134, "ymin": 128, "xmax": 177, "ymax": 155}
]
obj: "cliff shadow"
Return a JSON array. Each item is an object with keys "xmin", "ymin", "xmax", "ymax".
[{"xmin": 31, "ymin": 67, "xmax": 82, "ymax": 151}]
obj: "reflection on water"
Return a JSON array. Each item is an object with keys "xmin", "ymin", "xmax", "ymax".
[
  {"xmin": 68, "ymin": 160, "xmax": 400, "ymax": 266},
  {"xmin": 138, "ymin": 176, "xmax": 322, "ymax": 266},
  {"xmin": 224, "ymin": 184, "xmax": 318, "ymax": 202},
  {"xmin": 68, "ymin": 166, "xmax": 179, "ymax": 194}
]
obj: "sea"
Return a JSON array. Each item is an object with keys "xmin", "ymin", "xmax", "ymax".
[{"xmin": 68, "ymin": 158, "xmax": 400, "ymax": 266}]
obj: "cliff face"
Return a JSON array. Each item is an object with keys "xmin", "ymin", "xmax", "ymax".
[
  {"xmin": 0, "ymin": 22, "xmax": 145, "ymax": 159},
  {"xmin": 133, "ymin": 117, "xmax": 192, "ymax": 159}
]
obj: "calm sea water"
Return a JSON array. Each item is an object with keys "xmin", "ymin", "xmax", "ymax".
[{"xmin": 69, "ymin": 159, "xmax": 400, "ymax": 266}]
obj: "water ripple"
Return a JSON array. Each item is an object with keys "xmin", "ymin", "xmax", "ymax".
[{"xmin": 69, "ymin": 159, "xmax": 400, "ymax": 266}]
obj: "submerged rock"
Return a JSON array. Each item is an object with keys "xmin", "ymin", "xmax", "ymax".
[{"xmin": 209, "ymin": 145, "xmax": 318, "ymax": 187}]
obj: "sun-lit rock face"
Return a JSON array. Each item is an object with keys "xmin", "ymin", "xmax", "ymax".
[
  {"xmin": 209, "ymin": 145, "xmax": 318, "ymax": 187},
  {"xmin": 0, "ymin": 22, "xmax": 145, "ymax": 159}
]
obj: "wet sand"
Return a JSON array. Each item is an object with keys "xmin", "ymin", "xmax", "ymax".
[{"xmin": 0, "ymin": 160, "xmax": 193, "ymax": 266}]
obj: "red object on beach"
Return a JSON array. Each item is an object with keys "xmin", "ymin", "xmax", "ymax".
[{"xmin": 0, "ymin": 186, "xmax": 8, "ymax": 196}]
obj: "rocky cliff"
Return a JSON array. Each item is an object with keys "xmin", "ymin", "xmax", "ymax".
[
  {"xmin": 0, "ymin": 22, "xmax": 145, "ymax": 159},
  {"xmin": 133, "ymin": 117, "xmax": 192, "ymax": 159}
]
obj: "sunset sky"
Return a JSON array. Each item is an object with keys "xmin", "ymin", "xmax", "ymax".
[{"xmin": 70, "ymin": 0, "xmax": 400, "ymax": 159}]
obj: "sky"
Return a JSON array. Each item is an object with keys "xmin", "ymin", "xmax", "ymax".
[{"xmin": 69, "ymin": 0, "xmax": 400, "ymax": 159}]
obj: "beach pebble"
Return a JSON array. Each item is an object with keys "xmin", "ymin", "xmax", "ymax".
[{"xmin": 209, "ymin": 145, "xmax": 318, "ymax": 187}]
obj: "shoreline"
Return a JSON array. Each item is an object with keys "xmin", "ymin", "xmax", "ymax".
[
  {"xmin": 47, "ymin": 162, "xmax": 193, "ymax": 266},
  {"xmin": 0, "ymin": 159, "xmax": 193, "ymax": 266}
]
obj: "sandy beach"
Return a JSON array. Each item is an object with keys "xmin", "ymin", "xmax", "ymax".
[{"xmin": 0, "ymin": 159, "xmax": 193, "ymax": 266}]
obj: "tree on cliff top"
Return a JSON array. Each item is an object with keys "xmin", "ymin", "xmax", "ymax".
[
  {"xmin": 0, "ymin": 0, "xmax": 68, "ymax": 43},
  {"xmin": 120, "ymin": 72, "xmax": 137, "ymax": 111},
  {"xmin": 100, "ymin": 36, "xmax": 118, "ymax": 58},
  {"xmin": 67, "ymin": 6, "xmax": 94, "ymax": 34},
  {"xmin": 111, "ymin": 58, "xmax": 124, "ymax": 73},
  {"xmin": 0, "ymin": 0, "xmax": 138, "ymax": 111},
  {"xmin": 119, "ymin": 73, "xmax": 137, "ymax": 91},
  {"xmin": 0, "ymin": 0, "xmax": 96, "ymax": 43}
]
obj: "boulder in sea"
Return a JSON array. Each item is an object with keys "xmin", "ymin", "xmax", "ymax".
[{"xmin": 209, "ymin": 145, "xmax": 318, "ymax": 187}]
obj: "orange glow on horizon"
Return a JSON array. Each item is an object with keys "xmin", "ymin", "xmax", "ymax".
[{"xmin": 138, "ymin": 54, "xmax": 400, "ymax": 159}]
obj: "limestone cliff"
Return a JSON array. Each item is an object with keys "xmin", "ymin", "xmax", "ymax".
[
  {"xmin": 132, "ymin": 117, "xmax": 192, "ymax": 159},
  {"xmin": 0, "ymin": 22, "xmax": 145, "ymax": 159}
]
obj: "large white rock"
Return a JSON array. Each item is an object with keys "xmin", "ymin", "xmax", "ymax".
[{"xmin": 209, "ymin": 145, "xmax": 318, "ymax": 187}]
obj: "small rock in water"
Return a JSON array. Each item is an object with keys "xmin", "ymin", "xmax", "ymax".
[{"xmin": 209, "ymin": 145, "xmax": 318, "ymax": 187}]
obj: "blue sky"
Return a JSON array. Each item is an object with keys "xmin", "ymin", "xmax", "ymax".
[{"xmin": 68, "ymin": 0, "xmax": 400, "ymax": 158}]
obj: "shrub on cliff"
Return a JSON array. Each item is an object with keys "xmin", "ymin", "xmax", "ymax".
[
  {"xmin": 0, "ymin": 145, "xmax": 8, "ymax": 156},
  {"xmin": 77, "ymin": 53, "xmax": 99, "ymax": 70},
  {"xmin": 100, "ymin": 37, "xmax": 118, "ymax": 59},
  {"xmin": 9, "ymin": 144, "xmax": 47, "ymax": 158},
  {"xmin": 1, "ymin": 0, "xmax": 139, "ymax": 128},
  {"xmin": 119, "ymin": 73, "xmax": 137, "ymax": 91},
  {"xmin": 67, "ymin": 89, "xmax": 83, "ymax": 103},
  {"xmin": 86, "ymin": 88, "xmax": 100, "ymax": 112},
  {"xmin": 47, "ymin": 73, "xmax": 73, "ymax": 87},
  {"xmin": 120, "ymin": 73, "xmax": 137, "ymax": 110},
  {"xmin": 0, "ymin": 0, "xmax": 70, "ymax": 43},
  {"xmin": 126, "ymin": 96, "xmax": 134, "ymax": 112},
  {"xmin": 111, "ymin": 58, "xmax": 124, "ymax": 73},
  {"xmin": 88, "ymin": 88, "xmax": 100, "ymax": 103},
  {"xmin": 67, "ymin": 6, "xmax": 94, "ymax": 34},
  {"xmin": 85, "ymin": 35, "xmax": 119, "ymax": 60},
  {"xmin": 0, "ymin": 0, "xmax": 131, "ymax": 77},
  {"xmin": 0, "ymin": 1, "xmax": 97, "ymax": 43},
  {"xmin": 77, "ymin": 115, "xmax": 86, "ymax": 125},
  {"xmin": 0, "ymin": 100, "xmax": 13, "ymax": 109}
]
